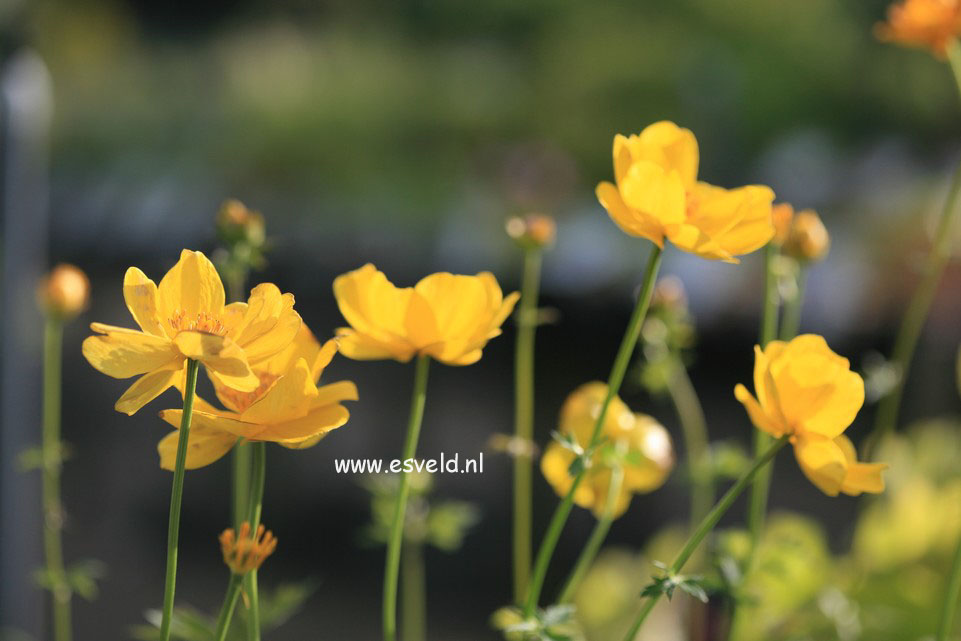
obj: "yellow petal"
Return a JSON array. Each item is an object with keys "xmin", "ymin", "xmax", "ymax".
[
  {"xmin": 596, "ymin": 182, "xmax": 665, "ymax": 246},
  {"xmin": 159, "ymin": 408, "xmax": 259, "ymax": 439},
  {"xmin": 230, "ymin": 285, "xmax": 302, "ymax": 364},
  {"xmin": 636, "ymin": 121, "xmax": 699, "ymax": 189},
  {"xmin": 157, "ymin": 424, "xmax": 238, "ymax": 470},
  {"xmin": 835, "ymin": 435, "xmax": 887, "ymax": 496},
  {"xmin": 278, "ymin": 433, "xmax": 325, "ymax": 450},
  {"xmin": 83, "ymin": 326, "xmax": 181, "ymax": 378},
  {"xmin": 665, "ymin": 222, "xmax": 736, "ymax": 262},
  {"xmin": 312, "ymin": 380, "xmax": 359, "ymax": 407},
  {"xmin": 709, "ymin": 185, "xmax": 776, "ymax": 256},
  {"xmin": 156, "ymin": 250, "xmax": 225, "ymax": 332},
  {"xmin": 333, "ymin": 264, "xmax": 413, "ymax": 346},
  {"xmin": 123, "ymin": 267, "xmax": 166, "ymax": 337},
  {"xmin": 240, "ymin": 359, "xmax": 317, "ymax": 424},
  {"xmin": 541, "ymin": 443, "xmax": 596, "ymax": 508},
  {"xmin": 336, "ymin": 329, "xmax": 414, "ymax": 362},
  {"xmin": 172, "ymin": 331, "xmax": 256, "ymax": 385},
  {"xmin": 256, "ymin": 403, "xmax": 350, "ymax": 441},
  {"xmin": 734, "ymin": 383, "xmax": 785, "ymax": 437},
  {"xmin": 313, "ymin": 338, "xmax": 340, "ymax": 380},
  {"xmin": 793, "ymin": 435, "xmax": 846, "ymax": 497},
  {"xmin": 618, "ymin": 160, "xmax": 686, "ymax": 227},
  {"xmin": 115, "ymin": 367, "xmax": 183, "ymax": 415}
]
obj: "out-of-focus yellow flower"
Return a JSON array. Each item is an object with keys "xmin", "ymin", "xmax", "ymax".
[
  {"xmin": 876, "ymin": 0, "xmax": 961, "ymax": 58},
  {"xmin": 38, "ymin": 263, "xmax": 90, "ymax": 319},
  {"xmin": 774, "ymin": 204, "xmax": 830, "ymax": 262},
  {"xmin": 157, "ymin": 325, "xmax": 357, "ymax": 469},
  {"xmin": 734, "ymin": 334, "xmax": 886, "ymax": 496},
  {"xmin": 506, "ymin": 213, "xmax": 557, "ymax": 249},
  {"xmin": 220, "ymin": 522, "xmax": 277, "ymax": 574},
  {"xmin": 771, "ymin": 203, "xmax": 794, "ymax": 246},
  {"xmin": 596, "ymin": 121, "xmax": 775, "ymax": 263},
  {"xmin": 82, "ymin": 250, "xmax": 302, "ymax": 415},
  {"xmin": 540, "ymin": 382, "xmax": 674, "ymax": 518},
  {"xmin": 333, "ymin": 263, "xmax": 519, "ymax": 365}
]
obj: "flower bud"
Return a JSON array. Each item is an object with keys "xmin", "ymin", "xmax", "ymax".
[
  {"xmin": 783, "ymin": 210, "xmax": 830, "ymax": 262},
  {"xmin": 505, "ymin": 213, "xmax": 556, "ymax": 249},
  {"xmin": 650, "ymin": 275, "xmax": 688, "ymax": 314},
  {"xmin": 38, "ymin": 264, "xmax": 90, "ymax": 320},
  {"xmin": 771, "ymin": 203, "xmax": 795, "ymax": 246},
  {"xmin": 216, "ymin": 199, "xmax": 266, "ymax": 248},
  {"xmin": 219, "ymin": 522, "xmax": 277, "ymax": 574}
]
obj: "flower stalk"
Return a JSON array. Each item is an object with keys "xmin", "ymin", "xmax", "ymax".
[
  {"xmin": 159, "ymin": 358, "xmax": 200, "ymax": 641},
  {"xmin": 401, "ymin": 539, "xmax": 427, "ymax": 641},
  {"xmin": 556, "ymin": 465, "xmax": 624, "ymax": 604},
  {"xmin": 621, "ymin": 435, "xmax": 790, "ymax": 641},
  {"xmin": 667, "ymin": 362, "xmax": 712, "ymax": 535},
  {"xmin": 213, "ymin": 573, "xmax": 243, "ymax": 641},
  {"xmin": 243, "ymin": 442, "xmax": 266, "ymax": 641},
  {"xmin": 384, "ymin": 354, "xmax": 431, "ymax": 641},
  {"xmin": 868, "ymin": 37, "xmax": 961, "ymax": 454},
  {"xmin": 778, "ymin": 267, "xmax": 808, "ymax": 342},
  {"xmin": 42, "ymin": 316, "xmax": 71, "ymax": 641},
  {"xmin": 523, "ymin": 245, "xmax": 663, "ymax": 616},
  {"xmin": 512, "ymin": 246, "xmax": 543, "ymax": 601}
]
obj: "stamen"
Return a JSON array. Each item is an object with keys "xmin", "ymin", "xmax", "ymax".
[
  {"xmin": 219, "ymin": 522, "xmax": 277, "ymax": 575},
  {"xmin": 168, "ymin": 309, "xmax": 228, "ymax": 336}
]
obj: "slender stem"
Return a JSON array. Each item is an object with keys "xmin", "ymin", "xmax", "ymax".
[
  {"xmin": 401, "ymin": 540, "xmax": 427, "ymax": 641},
  {"xmin": 556, "ymin": 466, "xmax": 624, "ymax": 604},
  {"xmin": 621, "ymin": 436, "xmax": 790, "ymax": 641},
  {"xmin": 667, "ymin": 361, "xmax": 712, "ymax": 537},
  {"xmin": 159, "ymin": 358, "xmax": 200, "ymax": 641},
  {"xmin": 524, "ymin": 246, "xmax": 663, "ymax": 616},
  {"xmin": 213, "ymin": 573, "xmax": 244, "ymax": 641},
  {"xmin": 867, "ymin": 39, "xmax": 961, "ymax": 456},
  {"xmin": 938, "ymin": 534, "xmax": 961, "ymax": 641},
  {"xmin": 232, "ymin": 445, "xmax": 252, "ymax": 530},
  {"xmin": 513, "ymin": 247, "xmax": 543, "ymax": 602},
  {"xmin": 244, "ymin": 442, "xmax": 266, "ymax": 641},
  {"xmin": 747, "ymin": 244, "xmax": 780, "ymax": 550},
  {"xmin": 383, "ymin": 355, "xmax": 431, "ymax": 641},
  {"xmin": 778, "ymin": 267, "xmax": 808, "ymax": 342},
  {"xmin": 42, "ymin": 317, "xmax": 71, "ymax": 641}
]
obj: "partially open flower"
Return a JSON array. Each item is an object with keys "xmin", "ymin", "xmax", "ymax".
[
  {"xmin": 505, "ymin": 213, "xmax": 557, "ymax": 249},
  {"xmin": 541, "ymin": 382, "xmax": 674, "ymax": 518},
  {"xmin": 734, "ymin": 334, "xmax": 887, "ymax": 496},
  {"xmin": 220, "ymin": 522, "xmax": 277, "ymax": 574},
  {"xmin": 217, "ymin": 199, "xmax": 266, "ymax": 248},
  {"xmin": 333, "ymin": 264, "xmax": 519, "ymax": 365},
  {"xmin": 38, "ymin": 264, "xmax": 90, "ymax": 320},
  {"xmin": 596, "ymin": 121, "xmax": 775, "ymax": 263},
  {"xmin": 876, "ymin": 0, "xmax": 961, "ymax": 58}
]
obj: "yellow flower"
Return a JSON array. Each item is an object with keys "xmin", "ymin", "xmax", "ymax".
[
  {"xmin": 156, "ymin": 325, "xmax": 358, "ymax": 469},
  {"xmin": 876, "ymin": 0, "xmax": 961, "ymax": 58},
  {"xmin": 734, "ymin": 334, "xmax": 886, "ymax": 496},
  {"xmin": 540, "ymin": 382, "xmax": 674, "ymax": 518},
  {"xmin": 771, "ymin": 203, "xmax": 795, "ymax": 246},
  {"xmin": 220, "ymin": 522, "xmax": 277, "ymax": 574},
  {"xmin": 596, "ymin": 121, "xmax": 775, "ymax": 263},
  {"xmin": 333, "ymin": 263, "xmax": 519, "ymax": 365},
  {"xmin": 38, "ymin": 263, "xmax": 90, "ymax": 319},
  {"xmin": 82, "ymin": 250, "xmax": 302, "ymax": 415}
]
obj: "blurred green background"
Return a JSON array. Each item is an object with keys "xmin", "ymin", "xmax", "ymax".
[{"xmin": 2, "ymin": 0, "xmax": 961, "ymax": 639}]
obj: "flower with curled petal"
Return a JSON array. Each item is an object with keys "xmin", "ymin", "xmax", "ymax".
[
  {"xmin": 596, "ymin": 121, "xmax": 775, "ymax": 263},
  {"xmin": 734, "ymin": 334, "xmax": 887, "ymax": 496},
  {"xmin": 82, "ymin": 250, "xmax": 302, "ymax": 415},
  {"xmin": 333, "ymin": 263, "xmax": 519, "ymax": 365},
  {"xmin": 156, "ymin": 324, "xmax": 357, "ymax": 469}
]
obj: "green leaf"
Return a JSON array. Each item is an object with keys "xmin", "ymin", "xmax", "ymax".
[
  {"xmin": 66, "ymin": 559, "xmax": 106, "ymax": 601},
  {"xmin": 133, "ymin": 607, "xmax": 215, "ymax": 641},
  {"xmin": 257, "ymin": 580, "xmax": 319, "ymax": 631}
]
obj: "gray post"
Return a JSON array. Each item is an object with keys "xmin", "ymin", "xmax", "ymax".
[{"xmin": 0, "ymin": 49, "xmax": 53, "ymax": 638}]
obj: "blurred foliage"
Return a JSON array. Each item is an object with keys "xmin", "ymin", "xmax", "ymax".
[{"xmin": 3, "ymin": 0, "xmax": 959, "ymax": 225}]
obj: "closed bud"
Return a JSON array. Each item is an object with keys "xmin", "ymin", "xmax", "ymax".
[
  {"xmin": 505, "ymin": 213, "xmax": 556, "ymax": 249},
  {"xmin": 771, "ymin": 203, "xmax": 795, "ymax": 246},
  {"xmin": 38, "ymin": 264, "xmax": 90, "ymax": 320},
  {"xmin": 784, "ymin": 210, "xmax": 830, "ymax": 262}
]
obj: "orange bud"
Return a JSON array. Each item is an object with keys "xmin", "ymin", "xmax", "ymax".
[{"xmin": 38, "ymin": 264, "xmax": 90, "ymax": 319}]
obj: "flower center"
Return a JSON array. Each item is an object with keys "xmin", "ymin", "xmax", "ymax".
[
  {"xmin": 218, "ymin": 373, "xmax": 279, "ymax": 413},
  {"xmin": 168, "ymin": 310, "xmax": 227, "ymax": 336}
]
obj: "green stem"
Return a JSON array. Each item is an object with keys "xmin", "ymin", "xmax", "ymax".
[
  {"xmin": 621, "ymin": 435, "xmax": 790, "ymax": 641},
  {"xmin": 747, "ymin": 244, "xmax": 780, "ymax": 550},
  {"xmin": 213, "ymin": 573, "xmax": 244, "ymax": 641},
  {"xmin": 524, "ymin": 246, "xmax": 663, "ymax": 616},
  {"xmin": 232, "ymin": 444, "xmax": 252, "ymax": 530},
  {"xmin": 556, "ymin": 466, "xmax": 624, "ymax": 604},
  {"xmin": 384, "ymin": 354, "xmax": 431, "ymax": 641},
  {"xmin": 244, "ymin": 442, "xmax": 266, "ymax": 641},
  {"xmin": 513, "ymin": 247, "xmax": 543, "ymax": 602},
  {"xmin": 401, "ymin": 540, "xmax": 427, "ymax": 641},
  {"xmin": 938, "ymin": 534, "xmax": 961, "ymax": 641},
  {"xmin": 42, "ymin": 317, "xmax": 71, "ymax": 641},
  {"xmin": 779, "ymin": 267, "xmax": 808, "ymax": 342},
  {"xmin": 159, "ymin": 358, "xmax": 200, "ymax": 641},
  {"xmin": 867, "ymin": 38, "xmax": 961, "ymax": 456},
  {"xmin": 667, "ymin": 361, "xmax": 712, "ymax": 538}
]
